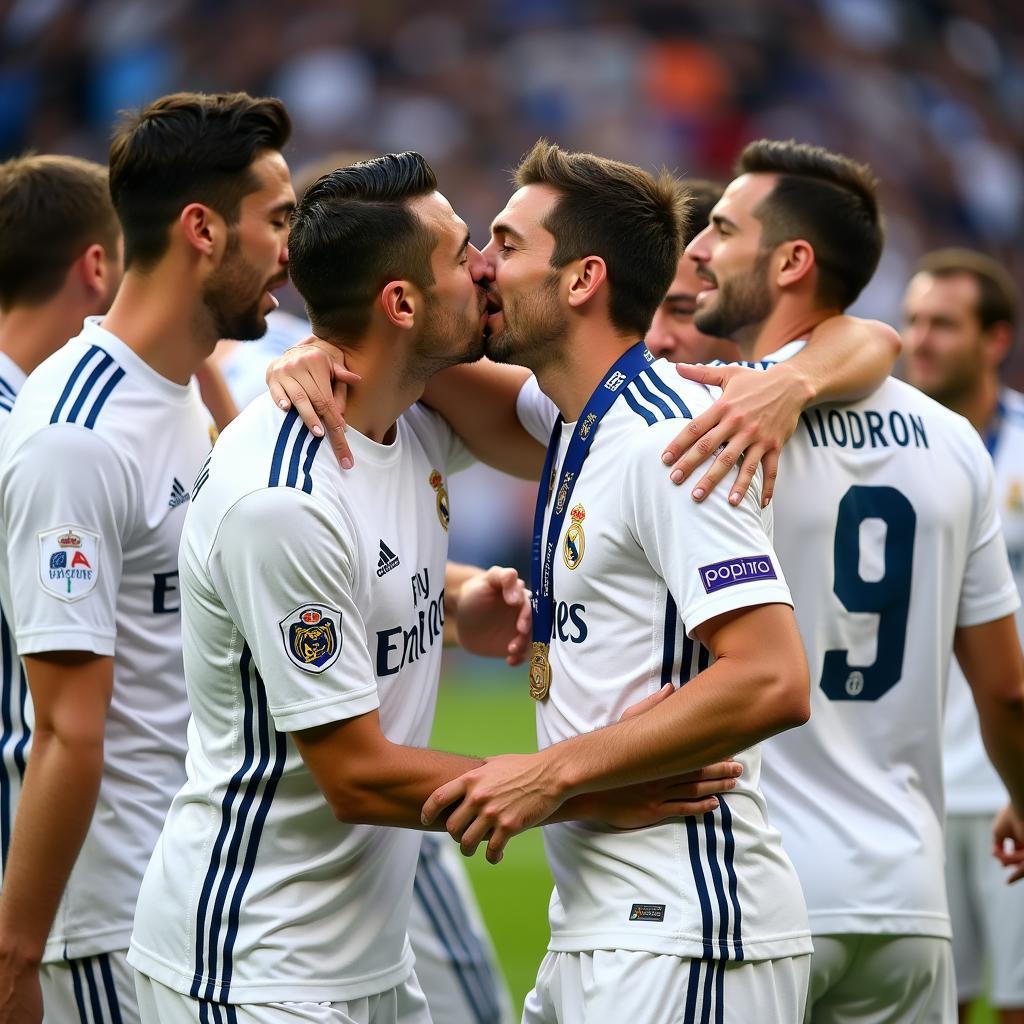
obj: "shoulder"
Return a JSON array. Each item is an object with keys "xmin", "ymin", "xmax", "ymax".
[{"xmin": 614, "ymin": 359, "xmax": 713, "ymax": 431}]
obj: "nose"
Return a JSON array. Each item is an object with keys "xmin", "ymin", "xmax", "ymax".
[
  {"xmin": 470, "ymin": 244, "xmax": 493, "ymax": 284},
  {"xmin": 685, "ymin": 227, "xmax": 710, "ymax": 265},
  {"xmin": 646, "ymin": 313, "xmax": 674, "ymax": 358}
]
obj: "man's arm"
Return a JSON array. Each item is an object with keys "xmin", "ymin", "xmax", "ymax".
[
  {"xmin": 0, "ymin": 653, "xmax": 112, "ymax": 1012},
  {"xmin": 444, "ymin": 562, "xmax": 531, "ymax": 665},
  {"xmin": 662, "ymin": 316, "xmax": 901, "ymax": 505}
]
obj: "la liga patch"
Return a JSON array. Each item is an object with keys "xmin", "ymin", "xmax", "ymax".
[
  {"xmin": 38, "ymin": 526, "xmax": 100, "ymax": 603},
  {"xmin": 279, "ymin": 604, "xmax": 342, "ymax": 673}
]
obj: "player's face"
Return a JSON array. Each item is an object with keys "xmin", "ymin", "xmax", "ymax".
[
  {"xmin": 406, "ymin": 191, "xmax": 489, "ymax": 371},
  {"xmin": 202, "ymin": 149, "xmax": 294, "ymax": 341},
  {"xmin": 902, "ymin": 272, "xmax": 987, "ymax": 405},
  {"xmin": 646, "ymin": 251, "xmax": 741, "ymax": 363},
  {"xmin": 686, "ymin": 174, "xmax": 776, "ymax": 341},
  {"xmin": 480, "ymin": 184, "xmax": 569, "ymax": 373}
]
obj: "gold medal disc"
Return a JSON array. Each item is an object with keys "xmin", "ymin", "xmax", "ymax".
[{"xmin": 529, "ymin": 642, "xmax": 552, "ymax": 701}]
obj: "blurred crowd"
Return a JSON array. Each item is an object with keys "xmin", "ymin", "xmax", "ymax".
[{"xmin": 2, "ymin": 0, "xmax": 1023, "ymax": 578}]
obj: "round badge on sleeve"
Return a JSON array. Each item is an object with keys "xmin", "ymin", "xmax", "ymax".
[
  {"xmin": 37, "ymin": 526, "xmax": 101, "ymax": 603},
  {"xmin": 279, "ymin": 604, "xmax": 342, "ymax": 673}
]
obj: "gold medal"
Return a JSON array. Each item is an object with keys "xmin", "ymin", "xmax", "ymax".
[{"xmin": 529, "ymin": 641, "xmax": 552, "ymax": 701}]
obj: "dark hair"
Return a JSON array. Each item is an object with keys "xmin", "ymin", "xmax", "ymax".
[
  {"xmin": 682, "ymin": 179, "xmax": 724, "ymax": 247},
  {"xmin": 0, "ymin": 155, "xmax": 119, "ymax": 310},
  {"xmin": 915, "ymin": 248, "xmax": 1017, "ymax": 331},
  {"xmin": 514, "ymin": 139, "xmax": 688, "ymax": 336},
  {"xmin": 108, "ymin": 91, "xmax": 291, "ymax": 270},
  {"xmin": 736, "ymin": 140, "xmax": 883, "ymax": 309},
  {"xmin": 288, "ymin": 152, "xmax": 439, "ymax": 341}
]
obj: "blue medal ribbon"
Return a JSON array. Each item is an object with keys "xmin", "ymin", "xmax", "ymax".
[
  {"xmin": 984, "ymin": 394, "xmax": 1006, "ymax": 459},
  {"xmin": 529, "ymin": 342, "xmax": 654, "ymax": 698}
]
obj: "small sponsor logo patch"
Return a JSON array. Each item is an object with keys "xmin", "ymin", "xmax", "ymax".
[
  {"xmin": 38, "ymin": 526, "xmax": 100, "ymax": 602},
  {"xmin": 279, "ymin": 604, "xmax": 342, "ymax": 673},
  {"xmin": 377, "ymin": 540, "xmax": 400, "ymax": 577},
  {"xmin": 629, "ymin": 903, "xmax": 666, "ymax": 922},
  {"xmin": 699, "ymin": 555, "xmax": 777, "ymax": 594}
]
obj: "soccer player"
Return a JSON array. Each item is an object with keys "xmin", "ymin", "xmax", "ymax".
[
  {"xmin": 0, "ymin": 91, "xmax": 293, "ymax": 1023},
  {"xmin": 903, "ymin": 249, "xmax": 1024, "ymax": 1024},
  {"xmin": 128, "ymin": 152, "xmax": 732, "ymax": 1024},
  {"xmin": 413, "ymin": 142, "xmax": 814, "ymax": 1023},
  {"xmin": 0, "ymin": 154, "xmax": 123, "ymax": 877},
  {"xmin": 677, "ymin": 141, "xmax": 1024, "ymax": 1023}
]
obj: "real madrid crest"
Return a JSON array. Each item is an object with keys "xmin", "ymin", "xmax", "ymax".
[
  {"xmin": 563, "ymin": 503, "xmax": 586, "ymax": 570},
  {"xmin": 429, "ymin": 469, "xmax": 450, "ymax": 531},
  {"xmin": 278, "ymin": 604, "xmax": 342, "ymax": 673}
]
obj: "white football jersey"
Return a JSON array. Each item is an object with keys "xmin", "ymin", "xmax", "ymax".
[
  {"xmin": 0, "ymin": 318, "xmax": 211, "ymax": 961},
  {"xmin": 944, "ymin": 387, "xmax": 1024, "ymax": 815},
  {"xmin": 757, "ymin": 342, "xmax": 1020, "ymax": 938},
  {"xmin": 0, "ymin": 350, "xmax": 29, "ymax": 876},
  {"xmin": 516, "ymin": 361, "xmax": 812, "ymax": 963},
  {"xmin": 128, "ymin": 395, "xmax": 470, "ymax": 1004}
]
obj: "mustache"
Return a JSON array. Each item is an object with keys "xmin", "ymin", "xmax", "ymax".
[{"xmin": 696, "ymin": 266, "xmax": 717, "ymax": 287}]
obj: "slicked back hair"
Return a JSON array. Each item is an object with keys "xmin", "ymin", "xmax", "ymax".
[
  {"xmin": 514, "ymin": 140, "xmax": 689, "ymax": 336},
  {"xmin": 288, "ymin": 152, "xmax": 439, "ymax": 341},
  {"xmin": 108, "ymin": 91, "xmax": 291, "ymax": 271},
  {"xmin": 737, "ymin": 140, "xmax": 883, "ymax": 309},
  {"xmin": 915, "ymin": 248, "xmax": 1018, "ymax": 332},
  {"xmin": 0, "ymin": 155, "xmax": 118, "ymax": 310},
  {"xmin": 682, "ymin": 179, "xmax": 724, "ymax": 247}
]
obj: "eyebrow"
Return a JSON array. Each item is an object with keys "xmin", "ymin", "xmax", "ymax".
[
  {"xmin": 664, "ymin": 292, "xmax": 697, "ymax": 303},
  {"xmin": 490, "ymin": 221, "xmax": 526, "ymax": 244},
  {"xmin": 711, "ymin": 212, "xmax": 739, "ymax": 232},
  {"xmin": 271, "ymin": 200, "xmax": 296, "ymax": 216}
]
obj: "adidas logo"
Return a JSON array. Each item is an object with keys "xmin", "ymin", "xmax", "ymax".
[
  {"xmin": 168, "ymin": 477, "xmax": 190, "ymax": 509},
  {"xmin": 376, "ymin": 540, "xmax": 400, "ymax": 577}
]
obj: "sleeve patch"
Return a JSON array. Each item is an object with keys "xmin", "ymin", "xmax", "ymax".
[
  {"xmin": 699, "ymin": 555, "xmax": 777, "ymax": 594},
  {"xmin": 279, "ymin": 604, "xmax": 343, "ymax": 673},
  {"xmin": 37, "ymin": 526, "xmax": 101, "ymax": 603}
]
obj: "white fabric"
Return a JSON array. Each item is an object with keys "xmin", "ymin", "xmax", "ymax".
[
  {"xmin": 522, "ymin": 948, "xmax": 810, "ymax": 1024},
  {"xmin": 944, "ymin": 813, "xmax": 1024, "ymax": 1006},
  {"xmin": 129, "ymin": 395, "xmax": 471, "ymax": 1004},
  {"xmin": 134, "ymin": 970, "xmax": 432, "ymax": 1024},
  {"xmin": 43, "ymin": 948, "xmax": 140, "ymax": 1024},
  {"xmin": 943, "ymin": 387, "xmax": 1024, "ymax": 815},
  {"xmin": 515, "ymin": 361, "xmax": 810, "ymax": 963},
  {"xmin": 0, "ymin": 318, "xmax": 211, "ymax": 961},
  {"xmin": 804, "ymin": 934, "xmax": 954, "ymax": 1024},
  {"xmin": 409, "ymin": 835, "xmax": 514, "ymax": 1024},
  {"xmin": 756, "ymin": 344, "xmax": 1019, "ymax": 941}
]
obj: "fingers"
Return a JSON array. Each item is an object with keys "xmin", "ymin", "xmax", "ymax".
[
  {"xmin": 761, "ymin": 449, "xmax": 780, "ymax": 508},
  {"xmin": 421, "ymin": 777, "xmax": 468, "ymax": 826},
  {"xmin": 725, "ymin": 444, "xmax": 766, "ymax": 507},
  {"xmin": 661, "ymin": 409, "xmax": 723, "ymax": 475},
  {"xmin": 675, "ymin": 362, "xmax": 727, "ymax": 388},
  {"xmin": 618, "ymin": 682, "xmax": 674, "ymax": 722},
  {"xmin": 675, "ymin": 759, "xmax": 742, "ymax": 784},
  {"xmin": 664, "ymin": 775, "xmax": 739, "ymax": 800},
  {"xmin": 662, "ymin": 796, "xmax": 720, "ymax": 817},
  {"xmin": 486, "ymin": 827, "xmax": 511, "ymax": 864}
]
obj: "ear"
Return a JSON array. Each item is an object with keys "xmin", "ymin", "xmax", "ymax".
[
  {"xmin": 75, "ymin": 243, "xmax": 108, "ymax": 297},
  {"xmin": 775, "ymin": 240, "xmax": 816, "ymax": 290},
  {"xmin": 982, "ymin": 320, "xmax": 1014, "ymax": 369},
  {"xmin": 566, "ymin": 256, "xmax": 608, "ymax": 310},
  {"xmin": 380, "ymin": 280, "xmax": 418, "ymax": 330},
  {"xmin": 179, "ymin": 202, "xmax": 223, "ymax": 259}
]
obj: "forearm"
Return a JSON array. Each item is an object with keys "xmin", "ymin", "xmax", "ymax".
[
  {"xmin": 444, "ymin": 561, "xmax": 479, "ymax": 645},
  {"xmin": 980, "ymin": 707, "xmax": 1024, "ymax": 812},
  {"xmin": 796, "ymin": 315, "xmax": 900, "ymax": 403},
  {"xmin": 0, "ymin": 733, "xmax": 104, "ymax": 958}
]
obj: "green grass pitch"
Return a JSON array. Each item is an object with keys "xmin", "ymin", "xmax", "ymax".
[{"xmin": 431, "ymin": 664, "xmax": 996, "ymax": 1022}]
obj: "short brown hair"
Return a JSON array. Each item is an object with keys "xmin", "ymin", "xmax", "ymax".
[
  {"xmin": 108, "ymin": 91, "xmax": 291, "ymax": 271},
  {"xmin": 915, "ymin": 248, "xmax": 1017, "ymax": 331},
  {"xmin": 682, "ymin": 179, "xmax": 724, "ymax": 247},
  {"xmin": 736, "ymin": 140, "xmax": 883, "ymax": 309},
  {"xmin": 288, "ymin": 152, "xmax": 438, "ymax": 340},
  {"xmin": 0, "ymin": 154, "xmax": 118, "ymax": 311},
  {"xmin": 514, "ymin": 140, "xmax": 689, "ymax": 336}
]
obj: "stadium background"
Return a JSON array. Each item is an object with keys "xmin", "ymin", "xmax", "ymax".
[{"xmin": 3, "ymin": 0, "xmax": 1022, "ymax": 1017}]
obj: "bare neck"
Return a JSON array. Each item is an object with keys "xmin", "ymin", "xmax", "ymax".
[
  {"xmin": 100, "ymin": 270, "xmax": 218, "ymax": 386},
  {"xmin": 0, "ymin": 302, "xmax": 90, "ymax": 376},
  {"xmin": 952, "ymin": 372, "xmax": 1001, "ymax": 435},
  {"xmin": 736, "ymin": 301, "xmax": 840, "ymax": 360}
]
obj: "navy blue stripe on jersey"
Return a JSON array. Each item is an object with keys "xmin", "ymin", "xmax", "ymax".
[
  {"xmin": 192, "ymin": 647, "xmax": 259, "ymax": 998},
  {"xmin": 69, "ymin": 959, "xmax": 89, "ymax": 1022},
  {"xmin": 285, "ymin": 424, "xmax": 310, "ymax": 487},
  {"xmin": 714, "ymin": 959, "xmax": 726, "ymax": 1024},
  {"xmin": 82, "ymin": 957, "xmax": 105, "ymax": 1024},
  {"xmin": 697, "ymin": 644, "xmax": 711, "ymax": 673},
  {"xmin": 268, "ymin": 408, "xmax": 300, "ymax": 486},
  {"xmin": 414, "ymin": 851, "xmax": 500, "ymax": 1023},
  {"xmin": 82, "ymin": 368, "xmax": 125, "ymax": 430},
  {"xmin": 192, "ymin": 455, "xmax": 213, "ymax": 502},
  {"xmin": 98, "ymin": 954, "xmax": 123, "ymax": 1024},
  {"xmin": 51, "ymin": 345, "xmax": 106, "ymax": 424},
  {"xmin": 0, "ymin": 607, "xmax": 29, "ymax": 870},
  {"xmin": 684, "ymin": 958, "xmax": 702, "ymax": 1022},
  {"xmin": 720, "ymin": 798, "xmax": 744, "ymax": 959},
  {"xmin": 622, "ymin": 386, "xmax": 658, "ymax": 425},
  {"xmin": 680, "ymin": 634, "xmax": 693, "ymax": 687},
  {"xmin": 686, "ymin": 817, "xmax": 715, "ymax": 957},
  {"xmin": 700, "ymin": 955, "xmax": 716, "ymax": 1024},
  {"xmin": 643, "ymin": 368, "xmax": 693, "ymax": 419},
  {"xmin": 300, "ymin": 435, "xmax": 322, "ymax": 494},
  {"xmin": 0, "ymin": 396, "xmax": 13, "ymax": 414},
  {"xmin": 216, "ymin": 668, "xmax": 286, "ymax": 1002},
  {"xmin": 662, "ymin": 595, "xmax": 678, "ymax": 688},
  {"xmin": 704, "ymin": 813, "xmax": 732, "ymax": 958},
  {"xmin": 66, "ymin": 352, "xmax": 114, "ymax": 423},
  {"xmin": 0, "ymin": 375, "xmax": 17, "ymax": 400},
  {"xmin": 632, "ymin": 375, "xmax": 675, "ymax": 420}
]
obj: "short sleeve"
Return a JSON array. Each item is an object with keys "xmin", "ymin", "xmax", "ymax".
[
  {"xmin": 209, "ymin": 487, "xmax": 380, "ymax": 732},
  {"xmin": 958, "ymin": 439, "xmax": 1020, "ymax": 627},
  {"xmin": 408, "ymin": 402, "xmax": 474, "ymax": 476},
  {"xmin": 4, "ymin": 427, "xmax": 132, "ymax": 656},
  {"xmin": 620, "ymin": 420, "xmax": 793, "ymax": 635},
  {"xmin": 516, "ymin": 375, "xmax": 559, "ymax": 445}
]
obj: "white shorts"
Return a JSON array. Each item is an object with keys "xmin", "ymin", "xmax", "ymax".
[
  {"xmin": 806, "ymin": 934, "xmax": 954, "ymax": 1023},
  {"xmin": 945, "ymin": 812, "xmax": 1024, "ymax": 1007},
  {"xmin": 42, "ymin": 948, "xmax": 139, "ymax": 1024},
  {"xmin": 409, "ymin": 835, "xmax": 514, "ymax": 1024},
  {"xmin": 133, "ymin": 971, "xmax": 432, "ymax": 1024},
  {"xmin": 522, "ymin": 949, "xmax": 810, "ymax": 1024}
]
